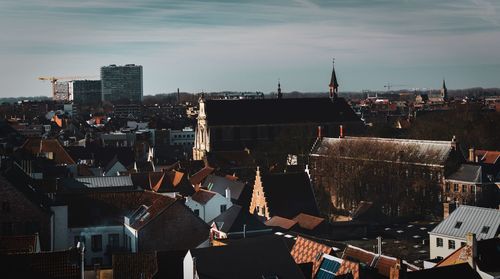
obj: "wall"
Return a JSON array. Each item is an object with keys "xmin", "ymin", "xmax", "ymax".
[
  {"xmin": 429, "ymin": 234, "xmax": 464, "ymax": 259},
  {"xmin": 51, "ymin": 205, "xmax": 68, "ymax": 251},
  {"xmin": 202, "ymin": 193, "xmax": 232, "ymax": 222}
]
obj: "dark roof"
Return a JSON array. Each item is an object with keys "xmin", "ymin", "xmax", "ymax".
[
  {"xmin": 476, "ymin": 238, "xmax": 500, "ymax": 274},
  {"xmin": 0, "ymin": 235, "xmax": 39, "ymax": 254},
  {"xmin": 112, "ymin": 252, "xmax": 158, "ymax": 279},
  {"xmin": 406, "ymin": 263, "xmax": 481, "ymax": 279},
  {"xmin": 189, "ymin": 166, "xmax": 214, "ymax": 185},
  {"xmin": 210, "ymin": 204, "xmax": 267, "ymax": 234},
  {"xmin": 261, "ymin": 171, "xmax": 319, "ymax": 219},
  {"xmin": 65, "ymin": 145, "xmax": 135, "ymax": 168},
  {"xmin": 191, "ymin": 189, "xmax": 217, "ymax": 205},
  {"xmin": 154, "ymin": 250, "xmax": 187, "ymax": 279},
  {"xmin": 202, "ymin": 174, "xmax": 245, "ymax": 201},
  {"xmin": 203, "ymin": 97, "xmax": 359, "ymax": 126},
  {"xmin": 0, "ymin": 248, "xmax": 82, "ymax": 279},
  {"xmin": 189, "ymin": 235, "xmax": 305, "ymax": 279},
  {"xmin": 21, "ymin": 138, "xmax": 75, "ymax": 165},
  {"xmin": 447, "ymin": 164, "xmax": 488, "ymax": 183}
]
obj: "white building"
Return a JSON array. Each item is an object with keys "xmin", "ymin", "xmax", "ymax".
[
  {"xmin": 429, "ymin": 205, "xmax": 500, "ymax": 259},
  {"xmin": 185, "ymin": 189, "xmax": 232, "ymax": 222},
  {"xmin": 169, "ymin": 127, "xmax": 195, "ymax": 147}
]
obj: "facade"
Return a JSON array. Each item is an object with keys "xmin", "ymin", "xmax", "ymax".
[
  {"xmin": 70, "ymin": 80, "xmax": 101, "ymax": 106},
  {"xmin": 309, "ymin": 136, "xmax": 465, "ymax": 218},
  {"xmin": 169, "ymin": 127, "xmax": 195, "ymax": 151},
  {"xmin": 53, "ymin": 81, "xmax": 70, "ymax": 102},
  {"xmin": 101, "ymin": 64, "xmax": 143, "ymax": 103},
  {"xmin": 193, "ymin": 62, "xmax": 362, "ymax": 161},
  {"xmin": 429, "ymin": 205, "xmax": 500, "ymax": 259},
  {"xmin": 185, "ymin": 189, "xmax": 233, "ymax": 222}
]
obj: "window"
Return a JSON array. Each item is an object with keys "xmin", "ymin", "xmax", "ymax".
[
  {"xmin": 74, "ymin": 236, "xmax": 86, "ymax": 247},
  {"xmin": 445, "ymin": 184, "xmax": 450, "ymax": 192},
  {"xmin": 91, "ymin": 235, "xmax": 102, "ymax": 252},
  {"xmin": 194, "ymin": 209, "xmax": 200, "ymax": 216},
  {"xmin": 462, "ymin": 185, "xmax": 467, "ymax": 193},
  {"xmin": 220, "ymin": 204, "xmax": 227, "ymax": 213},
  {"xmin": 481, "ymin": 226, "xmax": 490, "ymax": 234},
  {"xmin": 261, "ymin": 206, "xmax": 265, "ymax": 215},
  {"xmin": 454, "ymin": 221, "xmax": 463, "ymax": 229},
  {"xmin": 436, "ymin": 237, "xmax": 443, "ymax": 247},
  {"xmin": 256, "ymin": 206, "xmax": 260, "ymax": 214},
  {"xmin": 2, "ymin": 201, "xmax": 10, "ymax": 212},
  {"xmin": 108, "ymin": 234, "xmax": 119, "ymax": 248},
  {"xmin": 448, "ymin": 240, "xmax": 456, "ymax": 250},
  {"xmin": 454, "ymin": 184, "xmax": 459, "ymax": 192}
]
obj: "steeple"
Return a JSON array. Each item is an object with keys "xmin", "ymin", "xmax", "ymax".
[
  {"xmin": 441, "ymin": 78, "xmax": 448, "ymax": 100},
  {"xmin": 329, "ymin": 58, "xmax": 339, "ymax": 99},
  {"xmin": 277, "ymin": 79, "xmax": 283, "ymax": 99}
]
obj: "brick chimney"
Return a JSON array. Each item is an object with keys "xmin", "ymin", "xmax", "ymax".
[
  {"xmin": 389, "ymin": 259, "xmax": 407, "ymax": 279},
  {"xmin": 466, "ymin": 232, "xmax": 477, "ymax": 270},
  {"xmin": 339, "ymin": 125, "xmax": 344, "ymax": 138},
  {"xmin": 468, "ymin": 148, "xmax": 476, "ymax": 162},
  {"xmin": 443, "ymin": 202, "xmax": 456, "ymax": 219},
  {"xmin": 317, "ymin": 126, "xmax": 322, "ymax": 138}
]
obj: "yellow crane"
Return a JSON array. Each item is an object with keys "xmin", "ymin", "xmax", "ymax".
[{"xmin": 38, "ymin": 75, "xmax": 98, "ymax": 101}]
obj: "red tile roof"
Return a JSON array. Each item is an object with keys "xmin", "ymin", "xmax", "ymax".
[
  {"xmin": 21, "ymin": 138, "xmax": 76, "ymax": 165},
  {"xmin": 290, "ymin": 236, "xmax": 332, "ymax": 277},
  {"xmin": 476, "ymin": 150, "xmax": 500, "ymax": 164},
  {"xmin": 128, "ymin": 197, "xmax": 177, "ymax": 230},
  {"xmin": 191, "ymin": 189, "xmax": 217, "ymax": 205},
  {"xmin": 189, "ymin": 166, "xmax": 214, "ymax": 185},
  {"xmin": 292, "ymin": 213, "xmax": 325, "ymax": 230},
  {"xmin": 264, "ymin": 216, "xmax": 298, "ymax": 230}
]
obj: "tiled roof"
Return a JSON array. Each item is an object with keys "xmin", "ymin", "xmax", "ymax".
[
  {"xmin": 127, "ymin": 196, "xmax": 177, "ymax": 230},
  {"xmin": 476, "ymin": 150, "xmax": 500, "ymax": 164},
  {"xmin": 0, "ymin": 235, "xmax": 39, "ymax": 254},
  {"xmin": 446, "ymin": 164, "xmax": 486, "ymax": 183},
  {"xmin": 112, "ymin": 252, "xmax": 158, "ymax": 279},
  {"xmin": 191, "ymin": 189, "xmax": 217, "ymax": 205},
  {"xmin": 189, "ymin": 166, "xmax": 214, "ymax": 185},
  {"xmin": 21, "ymin": 138, "xmax": 75, "ymax": 165},
  {"xmin": 203, "ymin": 97, "xmax": 360, "ymax": 126},
  {"xmin": 290, "ymin": 236, "xmax": 332, "ymax": 278},
  {"xmin": 312, "ymin": 136, "xmax": 459, "ymax": 166},
  {"xmin": 336, "ymin": 259, "xmax": 360, "ymax": 279},
  {"xmin": 292, "ymin": 213, "xmax": 325, "ymax": 230},
  {"xmin": 261, "ymin": 172, "xmax": 319, "ymax": 219},
  {"xmin": 342, "ymin": 245, "xmax": 376, "ymax": 266},
  {"xmin": 265, "ymin": 216, "xmax": 298, "ymax": 230},
  {"xmin": 430, "ymin": 205, "xmax": 500, "ymax": 240},
  {"xmin": 202, "ymin": 174, "xmax": 245, "ymax": 200},
  {"xmin": 0, "ymin": 247, "xmax": 82, "ymax": 279}
]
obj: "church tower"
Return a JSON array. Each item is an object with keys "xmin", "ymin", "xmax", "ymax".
[
  {"xmin": 441, "ymin": 79, "xmax": 448, "ymax": 100},
  {"xmin": 277, "ymin": 79, "xmax": 283, "ymax": 99},
  {"xmin": 329, "ymin": 59, "xmax": 339, "ymax": 99}
]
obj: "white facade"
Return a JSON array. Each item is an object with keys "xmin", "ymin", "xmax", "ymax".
[
  {"xmin": 185, "ymin": 190, "xmax": 233, "ymax": 223},
  {"xmin": 183, "ymin": 250, "xmax": 197, "ymax": 279},
  {"xmin": 429, "ymin": 234, "xmax": 466, "ymax": 259}
]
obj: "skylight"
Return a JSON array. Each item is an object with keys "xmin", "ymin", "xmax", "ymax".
[
  {"xmin": 481, "ymin": 226, "xmax": 490, "ymax": 234},
  {"xmin": 454, "ymin": 221, "xmax": 462, "ymax": 229}
]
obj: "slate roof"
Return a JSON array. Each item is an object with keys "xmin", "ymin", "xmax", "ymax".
[
  {"xmin": 0, "ymin": 247, "xmax": 82, "ymax": 279},
  {"xmin": 191, "ymin": 189, "xmax": 217, "ymax": 205},
  {"xmin": 293, "ymin": 213, "xmax": 326, "ymax": 230},
  {"xmin": 446, "ymin": 164, "xmax": 487, "ymax": 183},
  {"xmin": 0, "ymin": 235, "xmax": 39, "ymax": 254},
  {"xmin": 202, "ymin": 174, "xmax": 245, "ymax": 201},
  {"xmin": 21, "ymin": 138, "xmax": 75, "ymax": 165},
  {"xmin": 261, "ymin": 171, "xmax": 320, "ymax": 219},
  {"xmin": 290, "ymin": 236, "xmax": 333, "ymax": 278},
  {"xmin": 430, "ymin": 205, "xmax": 500, "ymax": 240},
  {"xmin": 406, "ymin": 263, "xmax": 481, "ymax": 279},
  {"xmin": 315, "ymin": 254, "xmax": 343, "ymax": 279},
  {"xmin": 189, "ymin": 235, "xmax": 305, "ymax": 279},
  {"xmin": 203, "ymin": 97, "xmax": 360, "ymax": 126},
  {"xmin": 210, "ymin": 204, "xmax": 267, "ymax": 235},
  {"xmin": 61, "ymin": 176, "xmax": 135, "ymax": 190},
  {"xmin": 312, "ymin": 136, "xmax": 460, "ymax": 166}
]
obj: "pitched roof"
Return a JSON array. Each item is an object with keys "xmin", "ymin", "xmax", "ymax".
[
  {"xmin": 189, "ymin": 235, "xmax": 305, "ymax": 279},
  {"xmin": 190, "ymin": 189, "xmax": 217, "ymax": 205},
  {"xmin": 447, "ymin": 164, "xmax": 486, "ymax": 183},
  {"xmin": 406, "ymin": 263, "xmax": 481, "ymax": 279},
  {"xmin": 112, "ymin": 252, "xmax": 158, "ymax": 279},
  {"xmin": 0, "ymin": 247, "xmax": 82, "ymax": 279},
  {"xmin": 210, "ymin": 205, "xmax": 267, "ymax": 234},
  {"xmin": 61, "ymin": 176, "xmax": 135, "ymax": 190},
  {"xmin": 290, "ymin": 236, "xmax": 333, "ymax": 278},
  {"xmin": 293, "ymin": 213, "xmax": 325, "ymax": 230},
  {"xmin": 430, "ymin": 205, "xmax": 500, "ymax": 240},
  {"xmin": 265, "ymin": 216, "xmax": 298, "ymax": 230},
  {"xmin": 261, "ymin": 172, "xmax": 319, "ymax": 219},
  {"xmin": 151, "ymin": 170, "xmax": 194, "ymax": 196},
  {"xmin": 202, "ymin": 174, "xmax": 245, "ymax": 201},
  {"xmin": 312, "ymin": 136, "xmax": 459, "ymax": 166},
  {"xmin": 21, "ymin": 138, "xmax": 75, "ymax": 165},
  {"xmin": 126, "ymin": 196, "xmax": 177, "ymax": 230},
  {"xmin": 203, "ymin": 97, "xmax": 359, "ymax": 126},
  {"xmin": 189, "ymin": 166, "xmax": 214, "ymax": 185},
  {"xmin": 0, "ymin": 235, "xmax": 39, "ymax": 254},
  {"xmin": 65, "ymin": 145, "xmax": 135, "ymax": 168},
  {"xmin": 315, "ymin": 254, "xmax": 343, "ymax": 279},
  {"xmin": 475, "ymin": 150, "xmax": 500, "ymax": 165}
]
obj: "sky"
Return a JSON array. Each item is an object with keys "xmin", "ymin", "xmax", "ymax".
[{"xmin": 1, "ymin": 0, "xmax": 500, "ymax": 97}]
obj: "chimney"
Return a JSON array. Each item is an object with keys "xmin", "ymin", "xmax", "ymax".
[
  {"xmin": 339, "ymin": 125, "xmax": 344, "ymax": 138},
  {"xmin": 451, "ymin": 135, "xmax": 458, "ymax": 151},
  {"xmin": 468, "ymin": 148, "xmax": 475, "ymax": 162},
  {"xmin": 466, "ymin": 233, "xmax": 477, "ymax": 270},
  {"xmin": 377, "ymin": 236, "xmax": 382, "ymax": 255},
  {"xmin": 389, "ymin": 259, "xmax": 407, "ymax": 279},
  {"xmin": 225, "ymin": 188, "xmax": 231, "ymax": 200},
  {"xmin": 317, "ymin": 126, "xmax": 322, "ymax": 138}
]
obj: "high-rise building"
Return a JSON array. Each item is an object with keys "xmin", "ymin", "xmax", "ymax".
[
  {"xmin": 101, "ymin": 64, "xmax": 143, "ymax": 103},
  {"xmin": 70, "ymin": 80, "xmax": 102, "ymax": 106}
]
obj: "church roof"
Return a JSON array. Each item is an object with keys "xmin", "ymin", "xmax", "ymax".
[{"xmin": 204, "ymin": 97, "xmax": 360, "ymax": 126}]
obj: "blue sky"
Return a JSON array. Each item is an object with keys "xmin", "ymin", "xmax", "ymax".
[{"xmin": 1, "ymin": 0, "xmax": 499, "ymax": 97}]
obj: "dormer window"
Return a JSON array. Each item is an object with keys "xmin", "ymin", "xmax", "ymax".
[
  {"xmin": 454, "ymin": 221, "xmax": 462, "ymax": 229},
  {"xmin": 481, "ymin": 226, "xmax": 490, "ymax": 234}
]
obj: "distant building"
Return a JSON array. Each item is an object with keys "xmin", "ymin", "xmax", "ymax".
[
  {"xmin": 101, "ymin": 64, "xmax": 143, "ymax": 103},
  {"xmin": 53, "ymin": 81, "xmax": 70, "ymax": 102},
  {"xmin": 70, "ymin": 80, "xmax": 101, "ymax": 106},
  {"xmin": 169, "ymin": 127, "xmax": 195, "ymax": 151}
]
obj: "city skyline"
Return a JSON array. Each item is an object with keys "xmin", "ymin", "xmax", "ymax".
[{"xmin": 1, "ymin": 0, "xmax": 500, "ymax": 97}]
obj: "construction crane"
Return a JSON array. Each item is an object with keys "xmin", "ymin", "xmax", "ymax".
[
  {"xmin": 38, "ymin": 75, "xmax": 97, "ymax": 101},
  {"xmin": 384, "ymin": 82, "xmax": 408, "ymax": 91}
]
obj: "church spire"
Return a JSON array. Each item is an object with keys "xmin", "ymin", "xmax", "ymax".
[
  {"xmin": 277, "ymin": 79, "xmax": 282, "ymax": 99},
  {"xmin": 329, "ymin": 58, "xmax": 339, "ymax": 99},
  {"xmin": 441, "ymin": 78, "xmax": 448, "ymax": 100}
]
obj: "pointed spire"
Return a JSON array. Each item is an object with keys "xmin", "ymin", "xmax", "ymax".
[
  {"xmin": 441, "ymin": 78, "xmax": 448, "ymax": 100},
  {"xmin": 277, "ymin": 79, "xmax": 283, "ymax": 99},
  {"xmin": 329, "ymin": 58, "xmax": 339, "ymax": 99}
]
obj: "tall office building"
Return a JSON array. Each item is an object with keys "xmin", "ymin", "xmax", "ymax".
[
  {"xmin": 101, "ymin": 64, "xmax": 143, "ymax": 103},
  {"xmin": 70, "ymin": 80, "xmax": 102, "ymax": 106}
]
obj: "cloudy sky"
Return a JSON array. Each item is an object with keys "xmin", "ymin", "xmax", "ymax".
[{"xmin": 1, "ymin": 0, "xmax": 499, "ymax": 97}]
